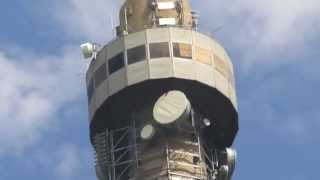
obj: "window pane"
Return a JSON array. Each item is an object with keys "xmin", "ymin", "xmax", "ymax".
[
  {"xmin": 173, "ymin": 43, "xmax": 192, "ymax": 59},
  {"xmin": 214, "ymin": 55, "xmax": 229, "ymax": 79},
  {"xmin": 149, "ymin": 42, "xmax": 170, "ymax": 58},
  {"xmin": 94, "ymin": 63, "xmax": 107, "ymax": 88},
  {"xmin": 195, "ymin": 47, "xmax": 212, "ymax": 65},
  {"xmin": 108, "ymin": 53, "xmax": 124, "ymax": 74},
  {"xmin": 127, "ymin": 45, "xmax": 146, "ymax": 65},
  {"xmin": 87, "ymin": 79, "xmax": 94, "ymax": 102}
]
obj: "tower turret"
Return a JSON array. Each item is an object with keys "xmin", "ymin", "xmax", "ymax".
[{"xmin": 84, "ymin": 0, "xmax": 239, "ymax": 179}]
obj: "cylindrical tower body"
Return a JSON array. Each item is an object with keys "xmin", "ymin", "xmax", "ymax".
[{"xmin": 86, "ymin": 0, "xmax": 238, "ymax": 179}]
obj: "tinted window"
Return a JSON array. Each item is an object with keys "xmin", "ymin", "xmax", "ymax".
[
  {"xmin": 214, "ymin": 55, "xmax": 229, "ymax": 79},
  {"xmin": 173, "ymin": 43, "xmax": 192, "ymax": 59},
  {"xmin": 127, "ymin": 45, "xmax": 146, "ymax": 65},
  {"xmin": 94, "ymin": 63, "xmax": 107, "ymax": 88},
  {"xmin": 108, "ymin": 53, "xmax": 124, "ymax": 74},
  {"xmin": 195, "ymin": 47, "xmax": 212, "ymax": 65},
  {"xmin": 87, "ymin": 79, "xmax": 94, "ymax": 102},
  {"xmin": 149, "ymin": 42, "xmax": 170, "ymax": 58}
]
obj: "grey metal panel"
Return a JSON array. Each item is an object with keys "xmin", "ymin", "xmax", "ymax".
[
  {"xmin": 127, "ymin": 61, "xmax": 149, "ymax": 85},
  {"xmin": 86, "ymin": 62, "xmax": 94, "ymax": 87},
  {"xmin": 124, "ymin": 30, "xmax": 147, "ymax": 49},
  {"xmin": 173, "ymin": 58, "xmax": 196, "ymax": 80},
  {"xmin": 107, "ymin": 38, "xmax": 125, "ymax": 59},
  {"xmin": 211, "ymin": 40, "xmax": 229, "ymax": 72},
  {"xmin": 229, "ymin": 83, "xmax": 238, "ymax": 111},
  {"xmin": 108, "ymin": 69, "xmax": 127, "ymax": 96},
  {"xmin": 89, "ymin": 92, "xmax": 96, "ymax": 120},
  {"xmin": 213, "ymin": 54, "xmax": 230, "ymax": 83},
  {"xmin": 95, "ymin": 80, "xmax": 109, "ymax": 110},
  {"xmin": 147, "ymin": 28, "xmax": 170, "ymax": 43},
  {"xmin": 94, "ymin": 63, "xmax": 107, "ymax": 88},
  {"xmin": 149, "ymin": 58, "xmax": 174, "ymax": 79},
  {"xmin": 223, "ymin": 51, "xmax": 235, "ymax": 76},
  {"xmin": 214, "ymin": 69, "xmax": 229, "ymax": 98},
  {"xmin": 170, "ymin": 28, "xmax": 193, "ymax": 44},
  {"xmin": 195, "ymin": 63, "xmax": 215, "ymax": 87},
  {"xmin": 94, "ymin": 46, "xmax": 108, "ymax": 71},
  {"xmin": 193, "ymin": 31, "xmax": 212, "ymax": 50}
]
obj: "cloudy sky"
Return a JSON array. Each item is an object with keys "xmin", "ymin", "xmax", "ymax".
[{"xmin": 0, "ymin": 0, "xmax": 319, "ymax": 179}]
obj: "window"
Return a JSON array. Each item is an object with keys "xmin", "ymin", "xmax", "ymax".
[
  {"xmin": 94, "ymin": 63, "xmax": 107, "ymax": 88},
  {"xmin": 87, "ymin": 79, "xmax": 94, "ymax": 102},
  {"xmin": 173, "ymin": 43, "xmax": 192, "ymax": 59},
  {"xmin": 158, "ymin": 18, "xmax": 176, "ymax": 26},
  {"xmin": 214, "ymin": 55, "xmax": 229, "ymax": 79},
  {"xmin": 108, "ymin": 52, "xmax": 124, "ymax": 74},
  {"xmin": 127, "ymin": 45, "xmax": 146, "ymax": 65},
  {"xmin": 157, "ymin": 2, "xmax": 176, "ymax": 10},
  {"xmin": 149, "ymin": 42, "xmax": 170, "ymax": 59},
  {"xmin": 195, "ymin": 47, "xmax": 212, "ymax": 65}
]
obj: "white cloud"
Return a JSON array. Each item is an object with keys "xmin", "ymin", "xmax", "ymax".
[
  {"xmin": 0, "ymin": 0, "xmax": 317, "ymax": 155},
  {"xmin": 55, "ymin": 144, "xmax": 81, "ymax": 177},
  {"xmin": 0, "ymin": 46, "xmax": 86, "ymax": 156},
  {"xmin": 50, "ymin": 0, "xmax": 320, "ymax": 67},
  {"xmin": 194, "ymin": 0, "xmax": 320, "ymax": 67},
  {"xmin": 0, "ymin": 143, "xmax": 95, "ymax": 179},
  {"xmin": 52, "ymin": 0, "xmax": 122, "ymax": 42},
  {"xmin": 239, "ymin": 72, "xmax": 320, "ymax": 144},
  {"xmin": 0, "ymin": 0, "xmax": 123, "ymax": 160},
  {"xmin": 234, "ymin": 0, "xmax": 320, "ymax": 45}
]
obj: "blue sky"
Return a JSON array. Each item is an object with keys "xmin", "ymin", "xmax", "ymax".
[{"xmin": 0, "ymin": 0, "xmax": 319, "ymax": 180}]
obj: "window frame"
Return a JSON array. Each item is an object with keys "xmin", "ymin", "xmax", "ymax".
[
  {"xmin": 87, "ymin": 79, "xmax": 94, "ymax": 102},
  {"xmin": 94, "ymin": 63, "xmax": 107, "ymax": 88},
  {"xmin": 172, "ymin": 42, "xmax": 192, "ymax": 59},
  {"xmin": 195, "ymin": 47, "xmax": 212, "ymax": 65},
  {"xmin": 127, "ymin": 45, "xmax": 147, "ymax": 65},
  {"xmin": 149, "ymin": 42, "xmax": 170, "ymax": 59},
  {"xmin": 108, "ymin": 52, "xmax": 125, "ymax": 74},
  {"xmin": 214, "ymin": 55, "xmax": 229, "ymax": 79}
]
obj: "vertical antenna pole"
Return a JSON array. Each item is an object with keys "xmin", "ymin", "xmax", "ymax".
[
  {"xmin": 110, "ymin": 130, "xmax": 116, "ymax": 180},
  {"xmin": 110, "ymin": 12, "xmax": 115, "ymax": 37},
  {"xmin": 166, "ymin": 142, "xmax": 170, "ymax": 179},
  {"xmin": 124, "ymin": 6, "xmax": 128, "ymax": 33}
]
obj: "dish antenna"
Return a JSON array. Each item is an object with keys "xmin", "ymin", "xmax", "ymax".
[
  {"xmin": 140, "ymin": 124, "xmax": 155, "ymax": 140},
  {"xmin": 80, "ymin": 42, "xmax": 101, "ymax": 59}
]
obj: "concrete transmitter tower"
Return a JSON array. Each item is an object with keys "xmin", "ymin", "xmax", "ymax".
[{"xmin": 83, "ymin": 0, "xmax": 238, "ymax": 179}]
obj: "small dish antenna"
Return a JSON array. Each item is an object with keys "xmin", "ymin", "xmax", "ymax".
[
  {"xmin": 140, "ymin": 124, "xmax": 155, "ymax": 140},
  {"xmin": 153, "ymin": 90, "xmax": 191, "ymax": 125},
  {"xmin": 80, "ymin": 42, "xmax": 101, "ymax": 59}
]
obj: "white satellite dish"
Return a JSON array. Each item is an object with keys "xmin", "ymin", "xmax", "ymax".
[
  {"xmin": 153, "ymin": 91, "xmax": 190, "ymax": 125},
  {"xmin": 80, "ymin": 42, "xmax": 101, "ymax": 59},
  {"xmin": 140, "ymin": 124, "xmax": 155, "ymax": 140},
  {"xmin": 80, "ymin": 42, "xmax": 94, "ymax": 59}
]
